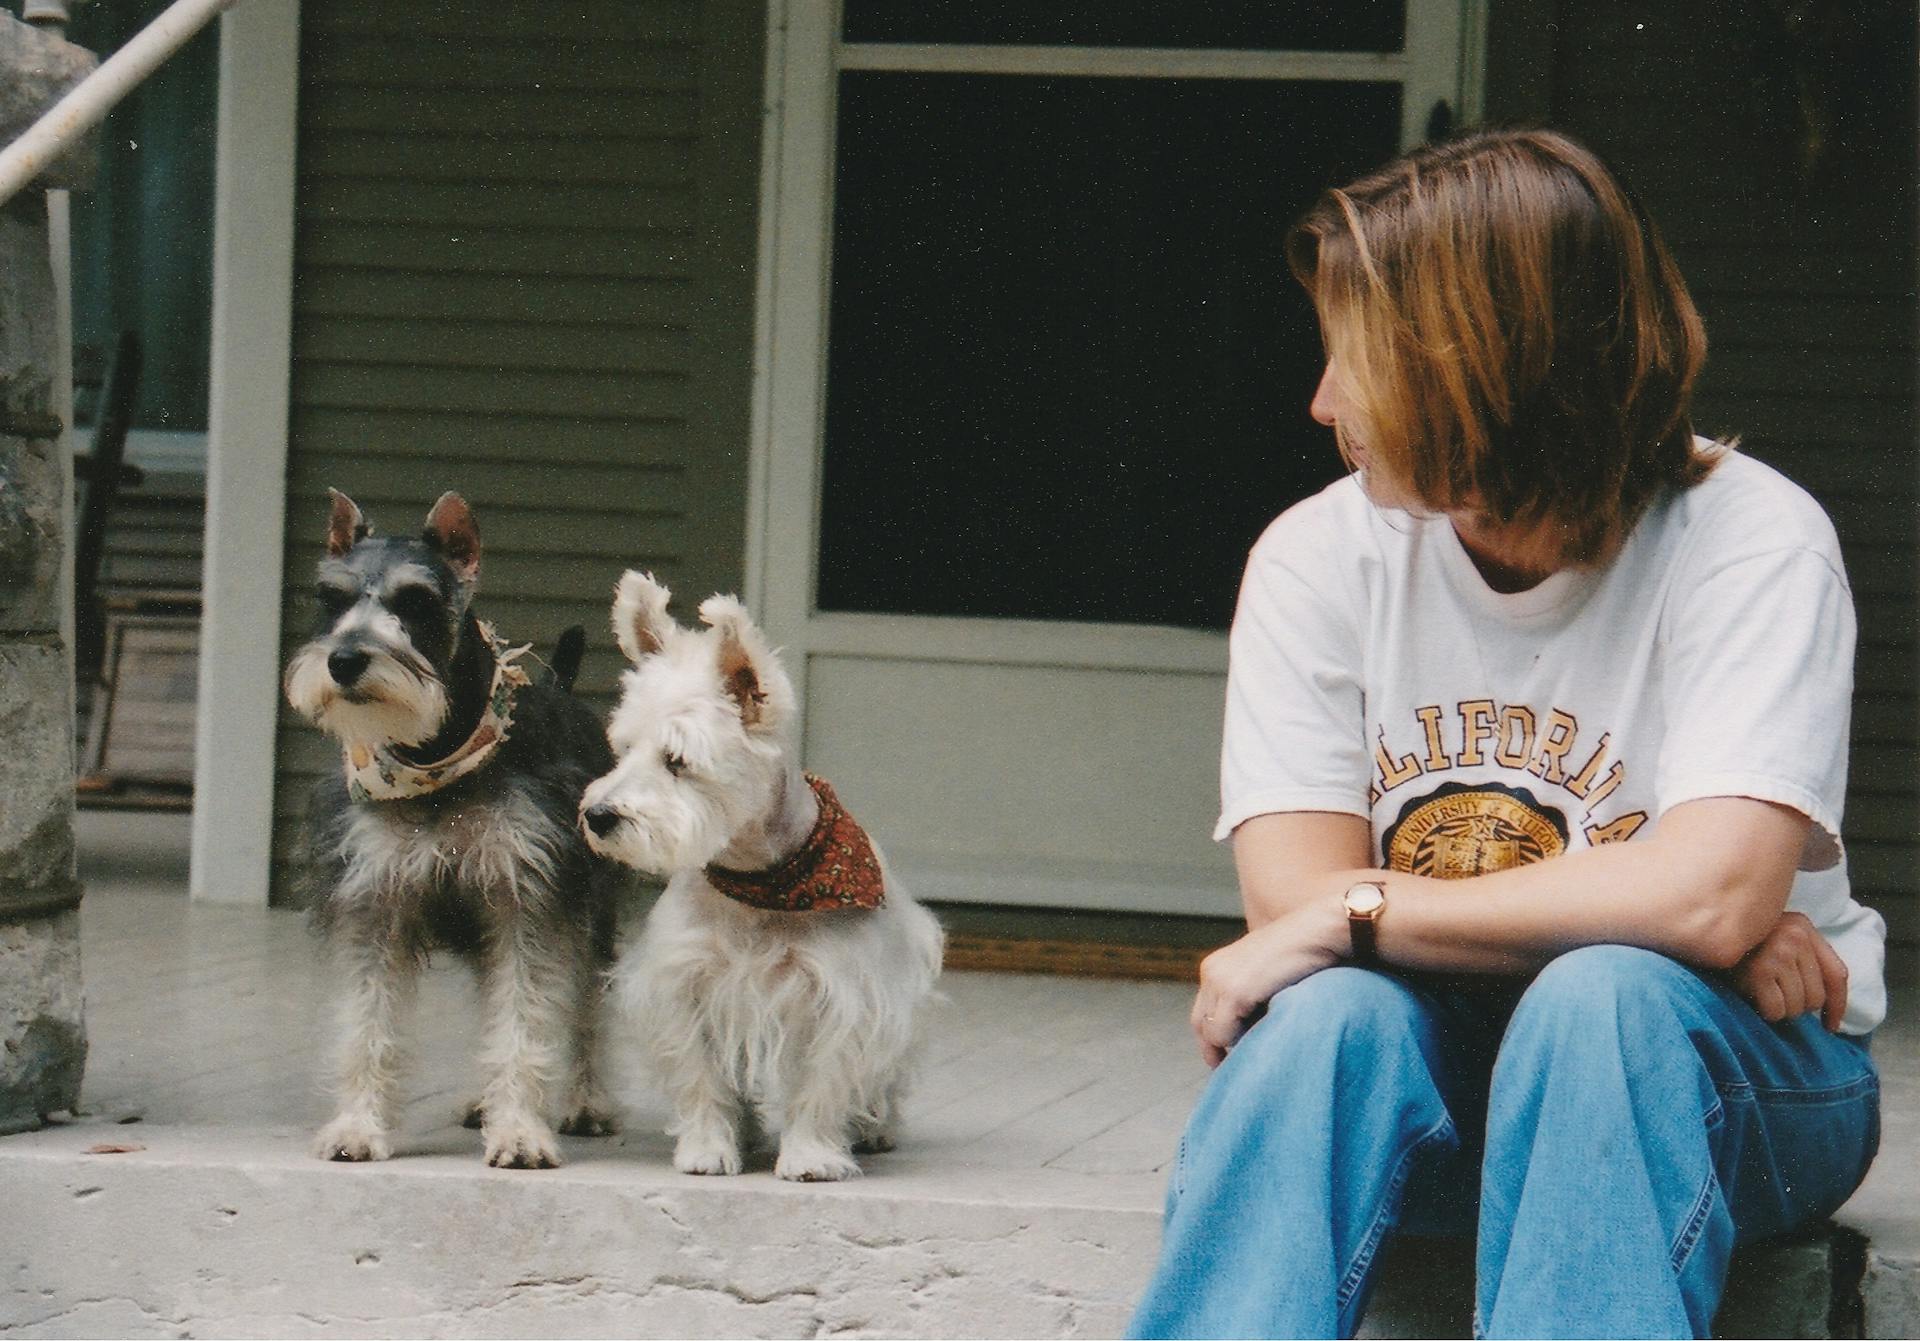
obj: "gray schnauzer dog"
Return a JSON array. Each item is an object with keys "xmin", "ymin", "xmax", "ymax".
[{"xmin": 286, "ymin": 489, "xmax": 620, "ymax": 1169}]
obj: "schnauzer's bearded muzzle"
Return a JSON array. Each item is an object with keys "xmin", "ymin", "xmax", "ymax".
[
  {"xmin": 285, "ymin": 639, "xmax": 449, "ymax": 749},
  {"xmin": 578, "ymin": 772, "xmax": 741, "ymax": 876},
  {"xmin": 577, "ymin": 794, "xmax": 669, "ymax": 873}
]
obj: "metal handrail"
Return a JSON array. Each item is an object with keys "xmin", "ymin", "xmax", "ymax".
[{"xmin": 0, "ymin": 0, "xmax": 246, "ymax": 206}]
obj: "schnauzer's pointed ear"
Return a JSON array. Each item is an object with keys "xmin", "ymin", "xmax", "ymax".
[
  {"xmin": 422, "ymin": 492, "xmax": 481, "ymax": 585},
  {"xmin": 698, "ymin": 595, "xmax": 779, "ymax": 731},
  {"xmin": 326, "ymin": 489, "xmax": 371, "ymax": 557},
  {"xmin": 612, "ymin": 570, "xmax": 675, "ymax": 664}
]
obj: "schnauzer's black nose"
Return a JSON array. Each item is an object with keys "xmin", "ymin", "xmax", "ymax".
[
  {"xmin": 327, "ymin": 648, "xmax": 372, "ymax": 686},
  {"xmin": 582, "ymin": 805, "xmax": 621, "ymax": 838}
]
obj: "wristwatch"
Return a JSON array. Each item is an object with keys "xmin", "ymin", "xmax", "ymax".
[{"xmin": 1343, "ymin": 881, "xmax": 1386, "ymax": 964}]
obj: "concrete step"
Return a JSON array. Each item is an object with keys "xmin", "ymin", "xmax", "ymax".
[
  {"xmin": 0, "ymin": 1115, "xmax": 1911, "ymax": 1339},
  {"xmin": 3, "ymin": 1121, "xmax": 1159, "ymax": 1338},
  {"xmin": 1363, "ymin": 1229, "xmax": 1851, "ymax": 1339}
]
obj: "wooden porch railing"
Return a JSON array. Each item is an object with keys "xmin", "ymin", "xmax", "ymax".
[{"xmin": 0, "ymin": 0, "xmax": 245, "ymax": 206}]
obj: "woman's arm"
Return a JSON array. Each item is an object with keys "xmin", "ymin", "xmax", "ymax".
[
  {"xmin": 1196, "ymin": 796, "xmax": 1809, "ymax": 1065},
  {"xmin": 1352, "ymin": 796, "xmax": 1806, "ymax": 973},
  {"xmin": 1233, "ymin": 811, "xmax": 1374, "ymax": 929}
]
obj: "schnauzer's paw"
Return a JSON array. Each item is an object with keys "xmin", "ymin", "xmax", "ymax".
[
  {"xmin": 852, "ymin": 1129, "xmax": 896, "ymax": 1155},
  {"xmin": 483, "ymin": 1116, "xmax": 563, "ymax": 1170},
  {"xmin": 314, "ymin": 1116, "xmax": 391, "ymax": 1163},
  {"xmin": 558, "ymin": 1105, "xmax": 619, "ymax": 1138},
  {"xmin": 775, "ymin": 1138, "xmax": 862, "ymax": 1182},
  {"xmin": 459, "ymin": 1100, "xmax": 484, "ymax": 1130},
  {"xmin": 673, "ymin": 1131, "xmax": 743, "ymax": 1176}
]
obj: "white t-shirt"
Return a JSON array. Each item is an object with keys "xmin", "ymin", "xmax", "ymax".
[{"xmin": 1218, "ymin": 448, "xmax": 1886, "ymax": 1034}]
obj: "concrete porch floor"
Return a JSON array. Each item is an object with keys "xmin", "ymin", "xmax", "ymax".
[{"xmin": 2, "ymin": 810, "xmax": 1918, "ymax": 1338}]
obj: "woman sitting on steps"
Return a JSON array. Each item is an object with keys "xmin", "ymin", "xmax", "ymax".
[{"xmin": 1130, "ymin": 127, "xmax": 1884, "ymax": 1340}]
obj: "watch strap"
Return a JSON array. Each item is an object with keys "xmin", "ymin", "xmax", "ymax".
[{"xmin": 1348, "ymin": 911, "xmax": 1379, "ymax": 964}]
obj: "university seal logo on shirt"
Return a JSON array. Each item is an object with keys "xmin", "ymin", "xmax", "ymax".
[{"xmin": 1381, "ymin": 781, "xmax": 1569, "ymax": 878}]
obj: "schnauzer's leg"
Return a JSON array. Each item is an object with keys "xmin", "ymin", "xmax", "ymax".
[
  {"xmin": 476, "ymin": 925, "xmax": 571, "ymax": 1169},
  {"xmin": 650, "ymin": 1020, "xmax": 749, "ymax": 1175},
  {"xmin": 314, "ymin": 941, "xmax": 418, "ymax": 1162},
  {"xmin": 557, "ymin": 940, "xmax": 618, "ymax": 1137},
  {"xmin": 464, "ymin": 940, "xmax": 616, "ymax": 1136},
  {"xmin": 773, "ymin": 1024, "xmax": 864, "ymax": 1182}
]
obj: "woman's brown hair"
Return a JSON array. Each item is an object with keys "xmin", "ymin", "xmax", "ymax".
[{"xmin": 1287, "ymin": 127, "xmax": 1719, "ymax": 566}]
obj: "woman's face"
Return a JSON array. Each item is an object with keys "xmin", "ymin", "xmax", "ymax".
[
  {"xmin": 1313, "ymin": 359, "xmax": 1553, "ymax": 575},
  {"xmin": 1308, "ymin": 359, "xmax": 1354, "ymax": 436},
  {"xmin": 1311, "ymin": 357, "xmax": 1419, "ymax": 511}
]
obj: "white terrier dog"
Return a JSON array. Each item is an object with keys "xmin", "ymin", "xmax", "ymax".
[{"xmin": 580, "ymin": 572, "xmax": 943, "ymax": 1181}]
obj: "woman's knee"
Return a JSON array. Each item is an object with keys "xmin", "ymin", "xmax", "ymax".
[
  {"xmin": 1498, "ymin": 945, "xmax": 1710, "ymax": 1080},
  {"xmin": 1517, "ymin": 944, "xmax": 1698, "ymax": 1017},
  {"xmin": 1191, "ymin": 966, "xmax": 1453, "ymax": 1171},
  {"xmin": 1223, "ymin": 966, "xmax": 1435, "ymax": 1084},
  {"xmin": 1275, "ymin": 964, "xmax": 1431, "ymax": 1032}
]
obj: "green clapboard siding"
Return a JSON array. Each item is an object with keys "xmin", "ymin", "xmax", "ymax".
[
  {"xmin": 271, "ymin": 0, "xmax": 764, "ymax": 905},
  {"xmin": 1549, "ymin": 2, "xmax": 1919, "ymax": 945}
]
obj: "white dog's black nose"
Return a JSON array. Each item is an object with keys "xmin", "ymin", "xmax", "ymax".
[
  {"xmin": 327, "ymin": 648, "xmax": 371, "ymax": 686},
  {"xmin": 582, "ymin": 805, "xmax": 621, "ymax": 838}
]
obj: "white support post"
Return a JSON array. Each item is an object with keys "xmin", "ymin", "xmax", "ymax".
[{"xmin": 190, "ymin": 0, "xmax": 298, "ymax": 904}]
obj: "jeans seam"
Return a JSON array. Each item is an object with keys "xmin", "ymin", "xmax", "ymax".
[
  {"xmin": 1713, "ymin": 1072, "xmax": 1879, "ymax": 1107},
  {"xmin": 1335, "ymin": 1113, "xmax": 1456, "ymax": 1311},
  {"xmin": 1669, "ymin": 1170, "xmax": 1720, "ymax": 1274},
  {"xmin": 1666, "ymin": 1094, "xmax": 1729, "ymax": 1272}
]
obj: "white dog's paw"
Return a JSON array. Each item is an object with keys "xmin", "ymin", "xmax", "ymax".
[
  {"xmin": 314, "ymin": 1114, "xmax": 391, "ymax": 1163},
  {"xmin": 483, "ymin": 1113, "xmax": 563, "ymax": 1170},
  {"xmin": 775, "ymin": 1137, "xmax": 861, "ymax": 1182},
  {"xmin": 673, "ymin": 1130, "xmax": 743, "ymax": 1176}
]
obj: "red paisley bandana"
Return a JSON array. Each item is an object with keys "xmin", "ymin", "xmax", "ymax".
[{"xmin": 705, "ymin": 775, "xmax": 886, "ymax": 913}]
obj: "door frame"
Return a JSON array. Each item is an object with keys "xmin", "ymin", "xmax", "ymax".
[{"xmin": 742, "ymin": 1, "xmax": 1487, "ymax": 909}]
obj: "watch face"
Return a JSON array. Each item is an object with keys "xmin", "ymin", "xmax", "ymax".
[{"xmin": 1346, "ymin": 883, "xmax": 1385, "ymax": 916}]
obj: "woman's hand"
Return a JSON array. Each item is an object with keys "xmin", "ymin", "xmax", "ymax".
[
  {"xmin": 1192, "ymin": 893, "xmax": 1350, "ymax": 1067},
  {"xmin": 1732, "ymin": 911, "xmax": 1847, "ymax": 1031}
]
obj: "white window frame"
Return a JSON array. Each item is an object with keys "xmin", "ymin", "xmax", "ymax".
[{"xmin": 747, "ymin": 0, "xmax": 1488, "ymax": 723}]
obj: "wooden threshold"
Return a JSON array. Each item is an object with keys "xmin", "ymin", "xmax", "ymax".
[{"xmin": 942, "ymin": 932, "xmax": 1205, "ymax": 982}]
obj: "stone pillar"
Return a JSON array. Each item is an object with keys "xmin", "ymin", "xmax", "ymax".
[{"xmin": 0, "ymin": 12, "xmax": 98, "ymax": 1135}]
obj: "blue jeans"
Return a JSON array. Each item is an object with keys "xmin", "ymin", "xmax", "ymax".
[{"xmin": 1129, "ymin": 946, "xmax": 1880, "ymax": 1339}]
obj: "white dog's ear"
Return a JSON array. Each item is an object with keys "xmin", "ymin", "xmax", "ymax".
[
  {"xmin": 613, "ymin": 570, "xmax": 675, "ymax": 663},
  {"xmin": 422, "ymin": 492, "xmax": 481, "ymax": 585},
  {"xmin": 326, "ymin": 488, "xmax": 371, "ymax": 557},
  {"xmin": 698, "ymin": 594, "xmax": 779, "ymax": 730}
]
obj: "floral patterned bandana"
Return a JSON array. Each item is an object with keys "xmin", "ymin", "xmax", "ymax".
[
  {"xmin": 342, "ymin": 621, "xmax": 532, "ymax": 803},
  {"xmin": 705, "ymin": 775, "xmax": 887, "ymax": 912}
]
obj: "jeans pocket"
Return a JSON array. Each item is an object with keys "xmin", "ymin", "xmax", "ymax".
[{"xmin": 1726, "ymin": 1073, "xmax": 1880, "ymax": 1242}]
